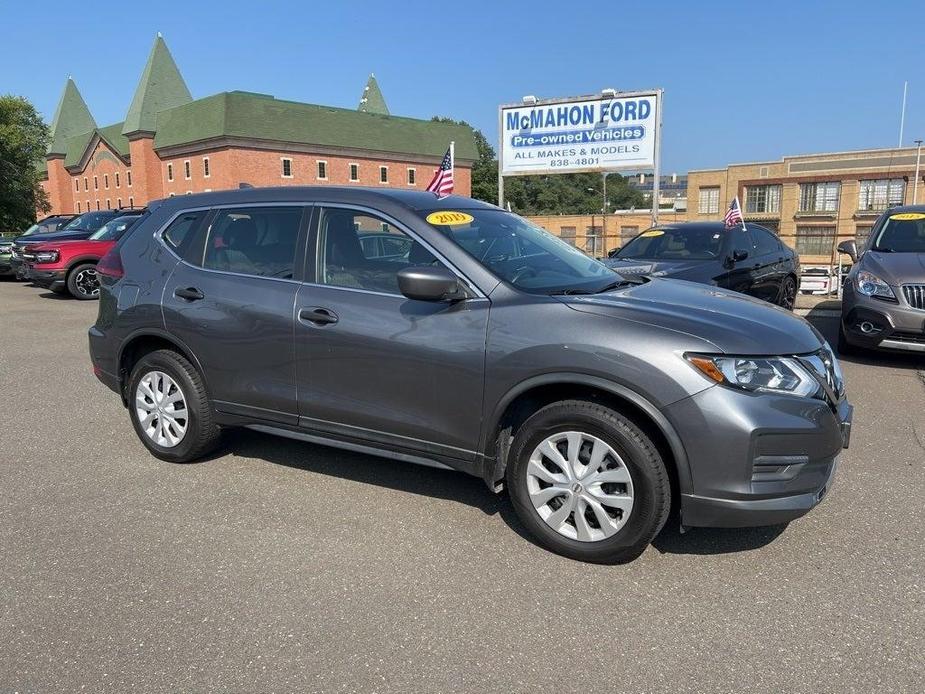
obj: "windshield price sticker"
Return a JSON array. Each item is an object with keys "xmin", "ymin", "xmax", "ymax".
[
  {"xmin": 640, "ymin": 229, "xmax": 664, "ymax": 237},
  {"xmin": 426, "ymin": 211, "xmax": 474, "ymax": 226},
  {"xmin": 889, "ymin": 213, "xmax": 925, "ymax": 221}
]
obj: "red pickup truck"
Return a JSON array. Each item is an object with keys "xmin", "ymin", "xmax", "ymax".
[{"xmin": 25, "ymin": 214, "xmax": 142, "ymax": 299}]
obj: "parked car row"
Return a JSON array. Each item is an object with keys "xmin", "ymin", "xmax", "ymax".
[{"xmin": 6, "ymin": 208, "xmax": 147, "ymax": 298}]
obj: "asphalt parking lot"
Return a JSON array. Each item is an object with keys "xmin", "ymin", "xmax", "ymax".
[{"xmin": 1, "ymin": 279, "xmax": 922, "ymax": 693}]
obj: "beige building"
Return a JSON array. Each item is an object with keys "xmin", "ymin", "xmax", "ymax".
[
  {"xmin": 525, "ymin": 208, "xmax": 688, "ymax": 257},
  {"xmin": 687, "ymin": 146, "xmax": 925, "ymax": 265}
]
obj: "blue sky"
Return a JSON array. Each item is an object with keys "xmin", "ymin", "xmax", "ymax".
[{"xmin": 2, "ymin": 0, "xmax": 923, "ymax": 173}]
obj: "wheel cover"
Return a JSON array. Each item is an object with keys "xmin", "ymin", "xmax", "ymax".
[
  {"xmin": 526, "ymin": 431, "xmax": 635, "ymax": 542},
  {"xmin": 135, "ymin": 371, "xmax": 188, "ymax": 448},
  {"xmin": 74, "ymin": 268, "xmax": 99, "ymax": 296}
]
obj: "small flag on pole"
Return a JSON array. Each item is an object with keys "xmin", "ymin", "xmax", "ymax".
[
  {"xmin": 724, "ymin": 196, "xmax": 745, "ymax": 230},
  {"xmin": 426, "ymin": 142, "xmax": 455, "ymax": 198}
]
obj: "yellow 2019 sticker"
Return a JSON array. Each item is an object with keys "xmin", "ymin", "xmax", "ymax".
[
  {"xmin": 640, "ymin": 229, "xmax": 664, "ymax": 237},
  {"xmin": 889, "ymin": 212, "xmax": 925, "ymax": 221},
  {"xmin": 426, "ymin": 211, "xmax": 474, "ymax": 226}
]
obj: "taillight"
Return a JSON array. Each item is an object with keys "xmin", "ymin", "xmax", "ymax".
[{"xmin": 97, "ymin": 248, "xmax": 124, "ymax": 278}]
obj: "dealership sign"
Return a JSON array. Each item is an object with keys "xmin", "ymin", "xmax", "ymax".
[{"xmin": 499, "ymin": 91, "xmax": 661, "ymax": 176}]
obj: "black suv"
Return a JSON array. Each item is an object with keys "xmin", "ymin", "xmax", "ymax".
[{"xmin": 89, "ymin": 187, "xmax": 851, "ymax": 563}]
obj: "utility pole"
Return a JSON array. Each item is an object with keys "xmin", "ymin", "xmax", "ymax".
[
  {"xmin": 914, "ymin": 139, "xmax": 923, "ymax": 205},
  {"xmin": 899, "ymin": 81, "xmax": 908, "ymax": 147}
]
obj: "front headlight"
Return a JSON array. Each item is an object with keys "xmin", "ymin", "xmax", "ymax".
[
  {"xmin": 686, "ymin": 354, "xmax": 819, "ymax": 397},
  {"xmin": 35, "ymin": 250, "xmax": 59, "ymax": 263},
  {"xmin": 856, "ymin": 270, "xmax": 895, "ymax": 299}
]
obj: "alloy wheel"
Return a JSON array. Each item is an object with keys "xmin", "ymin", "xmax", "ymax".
[
  {"xmin": 135, "ymin": 371, "xmax": 188, "ymax": 448},
  {"xmin": 74, "ymin": 268, "xmax": 99, "ymax": 297},
  {"xmin": 525, "ymin": 431, "xmax": 635, "ymax": 542},
  {"xmin": 780, "ymin": 277, "xmax": 797, "ymax": 310}
]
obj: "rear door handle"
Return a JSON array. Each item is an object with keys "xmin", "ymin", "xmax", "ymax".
[
  {"xmin": 299, "ymin": 307, "xmax": 339, "ymax": 326},
  {"xmin": 174, "ymin": 287, "xmax": 204, "ymax": 301}
]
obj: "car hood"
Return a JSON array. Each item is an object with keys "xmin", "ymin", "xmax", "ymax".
[
  {"xmin": 860, "ymin": 251, "xmax": 925, "ymax": 284},
  {"xmin": 562, "ymin": 277, "xmax": 824, "ymax": 355},
  {"xmin": 14, "ymin": 229, "xmax": 93, "ymax": 245},
  {"xmin": 604, "ymin": 257, "xmax": 716, "ymax": 281}
]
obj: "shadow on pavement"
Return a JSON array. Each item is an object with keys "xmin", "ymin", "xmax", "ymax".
[{"xmin": 652, "ymin": 521, "xmax": 788, "ymax": 556}]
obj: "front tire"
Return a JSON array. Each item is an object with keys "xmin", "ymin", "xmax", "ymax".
[
  {"xmin": 128, "ymin": 349, "xmax": 222, "ymax": 463},
  {"xmin": 506, "ymin": 400, "xmax": 671, "ymax": 564},
  {"xmin": 66, "ymin": 262, "xmax": 100, "ymax": 300}
]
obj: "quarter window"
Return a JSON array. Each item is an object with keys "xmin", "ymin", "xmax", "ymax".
[
  {"xmin": 858, "ymin": 178, "xmax": 904, "ymax": 211},
  {"xmin": 799, "ymin": 182, "xmax": 840, "ymax": 212},
  {"xmin": 745, "ymin": 185, "xmax": 781, "ymax": 214},
  {"xmin": 203, "ymin": 207, "xmax": 302, "ymax": 279},
  {"xmin": 317, "ymin": 208, "xmax": 434, "ymax": 294},
  {"xmin": 698, "ymin": 187, "xmax": 720, "ymax": 214}
]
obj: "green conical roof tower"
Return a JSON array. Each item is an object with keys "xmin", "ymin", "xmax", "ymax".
[
  {"xmin": 46, "ymin": 78, "xmax": 96, "ymax": 156},
  {"xmin": 357, "ymin": 73, "xmax": 389, "ymax": 115},
  {"xmin": 122, "ymin": 34, "xmax": 192, "ymax": 136}
]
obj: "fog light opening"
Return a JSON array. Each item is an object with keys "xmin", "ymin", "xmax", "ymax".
[{"xmin": 858, "ymin": 321, "xmax": 879, "ymax": 335}]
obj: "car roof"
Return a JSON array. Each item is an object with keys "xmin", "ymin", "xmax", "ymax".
[{"xmin": 149, "ymin": 186, "xmax": 502, "ymax": 215}]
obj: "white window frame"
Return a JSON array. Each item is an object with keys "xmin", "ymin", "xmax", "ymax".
[
  {"xmin": 117, "ymin": 197, "xmax": 122, "ymax": 207},
  {"xmin": 167, "ymin": 163, "xmax": 174, "ymax": 182},
  {"xmin": 127, "ymin": 171, "xmax": 132, "ymax": 187},
  {"xmin": 281, "ymin": 157, "xmax": 293, "ymax": 178},
  {"xmin": 698, "ymin": 187, "xmax": 720, "ymax": 214},
  {"xmin": 203, "ymin": 157, "xmax": 210, "ymax": 178},
  {"xmin": 106, "ymin": 199, "xmax": 111, "ymax": 210},
  {"xmin": 407, "ymin": 167, "xmax": 416, "ymax": 186},
  {"xmin": 349, "ymin": 163, "xmax": 359, "ymax": 182},
  {"xmin": 184, "ymin": 159, "xmax": 191, "ymax": 180},
  {"xmin": 94, "ymin": 176, "xmax": 99, "ymax": 190},
  {"xmin": 379, "ymin": 166, "xmax": 389, "ymax": 184},
  {"xmin": 104, "ymin": 174, "xmax": 109, "ymax": 189},
  {"xmin": 75, "ymin": 179, "xmax": 79, "ymax": 192},
  {"xmin": 317, "ymin": 160, "xmax": 328, "ymax": 180},
  {"xmin": 115, "ymin": 172, "xmax": 120, "ymax": 188},
  {"xmin": 84, "ymin": 177, "xmax": 89, "ymax": 191}
]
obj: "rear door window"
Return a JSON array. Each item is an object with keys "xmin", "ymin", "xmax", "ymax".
[
  {"xmin": 750, "ymin": 226, "xmax": 781, "ymax": 257},
  {"xmin": 203, "ymin": 207, "xmax": 303, "ymax": 279}
]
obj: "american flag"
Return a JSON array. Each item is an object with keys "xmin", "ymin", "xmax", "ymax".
[
  {"xmin": 724, "ymin": 196, "xmax": 745, "ymax": 230},
  {"xmin": 426, "ymin": 144, "xmax": 454, "ymax": 198}
]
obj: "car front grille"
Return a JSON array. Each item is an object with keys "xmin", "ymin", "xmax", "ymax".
[
  {"xmin": 902, "ymin": 284, "xmax": 925, "ymax": 310},
  {"xmin": 11, "ymin": 245, "xmax": 25, "ymax": 260}
]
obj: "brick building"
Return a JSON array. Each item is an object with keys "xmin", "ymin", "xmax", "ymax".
[
  {"xmin": 39, "ymin": 36, "xmax": 476, "ymax": 215},
  {"xmin": 687, "ymin": 147, "xmax": 925, "ymax": 265}
]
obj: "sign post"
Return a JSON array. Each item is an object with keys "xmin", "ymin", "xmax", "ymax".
[{"xmin": 498, "ymin": 90, "xmax": 662, "ymax": 224}]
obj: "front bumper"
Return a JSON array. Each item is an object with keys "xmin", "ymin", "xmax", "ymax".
[
  {"xmin": 25, "ymin": 266, "xmax": 66, "ymax": 291},
  {"xmin": 841, "ymin": 283, "xmax": 925, "ymax": 352},
  {"xmin": 665, "ymin": 385, "xmax": 851, "ymax": 528}
]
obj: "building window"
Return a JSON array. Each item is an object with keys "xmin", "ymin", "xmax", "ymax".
[
  {"xmin": 560, "ymin": 226, "xmax": 577, "ymax": 246},
  {"xmin": 407, "ymin": 168, "xmax": 416, "ymax": 185},
  {"xmin": 745, "ymin": 184, "xmax": 781, "ymax": 214},
  {"xmin": 585, "ymin": 225, "xmax": 603, "ymax": 257},
  {"xmin": 203, "ymin": 157, "xmax": 210, "ymax": 178},
  {"xmin": 349, "ymin": 163, "xmax": 359, "ymax": 182},
  {"xmin": 129, "ymin": 196, "xmax": 134, "ymax": 207},
  {"xmin": 620, "ymin": 226, "xmax": 640, "ymax": 244},
  {"xmin": 184, "ymin": 160, "xmax": 191, "ymax": 180},
  {"xmin": 317, "ymin": 161, "xmax": 327, "ymax": 180},
  {"xmin": 117, "ymin": 197, "xmax": 122, "ymax": 207},
  {"xmin": 93, "ymin": 176, "xmax": 99, "ymax": 190},
  {"xmin": 77, "ymin": 201, "xmax": 81, "ymax": 212},
  {"xmin": 169, "ymin": 192, "xmax": 176, "ymax": 197},
  {"xmin": 103, "ymin": 174, "xmax": 109, "ymax": 189},
  {"xmin": 281, "ymin": 158, "xmax": 293, "ymax": 178},
  {"xmin": 856, "ymin": 225, "xmax": 874, "ymax": 249},
  {"xmin": 698, "ymin": 187, "xmax": 720, "ymax": 214},
  {"xmin": 84, "ymin": 177, "xmax": 89, "ymax": 191},
  {"xmin": 798, "ymin": 182, "xmax": 840, "ymax": 213},
  {"xmin": 115, "ymin": 172, "xmax": 120, "ymax": 188},
  {"xmin": 86, "ymin": 200, "xmax": 90, "ymax": 211},
  {"xmin": 95, "ymin": 200, "xmax": 100, "ymax": 210},
  {"xmin": 858, "ymin": 178, "xmax": 904, "ymax": 212},
  {"xmin": 75, "ymin": 180, "xmax": 79, "ymax": 193},
  {"xmin": 167, "ymin": 163, "xmax": 174, "ymax": 182},
  {"xmin": 127, "ymin": 171, "xmax": 132, "ymax": 187},
  {"xmin": 106, "ymin": 199, "xmax": 111, "ymax": 210},
  {"xmin": 795, "ymin": 226, "xmax": 836, "ymax": 255},
  {"xmin": 379, "ymin": 166, "xmax": 389, "ymax": 183}
]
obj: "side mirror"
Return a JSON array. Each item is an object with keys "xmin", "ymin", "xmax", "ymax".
[
  {"xmin": 732, "ymin": 249, "xmax": 749, "ymax": 262},
  {"xmin": 397, "ymin": 266, "xmax": 466, "ymax": 302},
  {"xmin": 607, "ymin": 247, "xmax": 621, "ymax": 258},
  {"xmin": 836, "ymin": 239, "xmax": 858, "ymax": 263}
]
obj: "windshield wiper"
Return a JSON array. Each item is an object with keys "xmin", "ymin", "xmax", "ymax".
[{"xmin": 549, "ymin": 278, "xmax": 642, "ymax": 296}]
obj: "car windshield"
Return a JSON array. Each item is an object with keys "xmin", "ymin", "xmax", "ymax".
[
  {"xmin": 616, "ymin": 226, "xmax": 725, "ymax": 260},
  {"xmin": 89, "ymin": 216, "xmax": 135, "ymax": 241},
  {"xmin": 60, "ymin": 211, "xmax": 112, "ymax": 232},
  {"xmin": 21, "ymin": 223, "xmax": 42, "ymax": 236},
  {"xmin": 870, "ymin": 214, "xmax": 925, "ymax": 253},
  {"xmin": 422, "ymin": 209, "xmax": 619, "ymax": 294}
]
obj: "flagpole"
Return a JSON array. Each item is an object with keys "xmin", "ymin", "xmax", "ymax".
[
  {"xmin": 738, "ymin": 196, "xmax": 746, "ymax": 231},
  {"xmin": 450, "ymin": 140, "xmax": 455, "ymax": 173}
]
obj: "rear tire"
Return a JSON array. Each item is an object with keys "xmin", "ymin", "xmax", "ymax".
[
  {"xmin": 127, "ymin": 349, "xmax": 222, "ymax": 463},
  {"xmin": 505, "ymin": 399, "xmax": 671, "ymax": 564},
  {"xmin": 777, "ymin": 275, "xmax": 797, "ymax": 310},
  {"xmin": 66, "ymin": 262, "xmax": 100, "ymax": 300}
]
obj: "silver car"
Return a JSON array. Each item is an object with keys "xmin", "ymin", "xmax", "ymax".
[{"xmin": 838, "ymin": 205, "xmax": 925, "ymax": 354}]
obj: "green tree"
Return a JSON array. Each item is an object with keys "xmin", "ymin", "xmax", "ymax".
[
  {"xmin": 0, "ymin": 95, "xmax": 49, "ymax": 232},
  {"xmin": 430, "ymin": 117, "xmax": 646, "ymax": 214}
]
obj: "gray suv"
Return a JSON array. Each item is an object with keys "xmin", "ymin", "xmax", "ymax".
[
  {"xmin": 838, "ymin": 205, "xmax": 925, "ymax": 354},
  {"xmin": 89, "ymin": 187, "xmax": 852, "ymax": 563}
]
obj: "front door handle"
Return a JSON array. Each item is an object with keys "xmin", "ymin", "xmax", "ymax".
[
  {"xmin": 174, "ymin": 287, "xmax": 204, "ymax": 301},
  {"xmin": 299, "ymin": 307, "xmax": 339, "ymax": 326}
]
